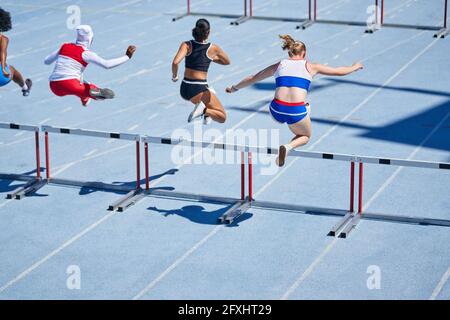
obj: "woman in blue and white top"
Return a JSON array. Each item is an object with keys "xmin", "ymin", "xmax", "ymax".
[{"xmin": 226, "ymin": 35, "xmax": 363, "ymax": 167}]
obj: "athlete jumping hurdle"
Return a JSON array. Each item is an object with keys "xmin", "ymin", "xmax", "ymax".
[
  {"xmin": 226, "ymin": 35, "xmax": 363, "ymax": 167},
  {"xmin": 44, "ymin": 25, "xmax": 136, "ymax": 106},
  {"xmin": 172, "ymin": 19, "xmax": 231, "ymax": 124},
  {"xmin": 0, "ymin": 8, "xmax": 32, "ymax": 96}
]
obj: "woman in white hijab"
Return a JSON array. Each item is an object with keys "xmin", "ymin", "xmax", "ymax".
[{"xmin": 44, "ymin": 25, "xmax": 136, "ymax": 106}]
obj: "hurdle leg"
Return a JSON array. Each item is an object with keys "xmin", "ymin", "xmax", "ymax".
[
  {"xmin": 297, "ymin": 0, "xmax": 315, "ymax": 29},
  {"xmin": 172, "ymin": 0, "xmax": 190, "ymax": 21},
  {"xmin": 231, "ymin": 0, "xmax": 252, "ymax": 25},
  {"xmin": 339, "ymin": 162, "xmax": 363, "ymax": 238},
  {"xmin": 434, "ymin": 0, "xmax": 449, "ymax": 37},
  {"xmin": 35, "ymin": 131, "xmax": 41, "ymax": 179},
  {"xmin": 45, "ymin": 132, "xmax": 50, "ymax": 180},
  {"xmin": 136, "ymin": 141, "xmax": 141, "ymax": 190},
  {"xmin": 145, "ymin": 142, "xmax": 149, "ymax": 191},
  {"xmin": 241, "ymin": 151, "xmax": 245, "ymax": 200},
  {"xmin": 248, "ymin": 152, "xmax": 253, "ymax": 201},
  {"xmin": 327, "ymin": 161, "xmax": 355, "ymax": 236}
]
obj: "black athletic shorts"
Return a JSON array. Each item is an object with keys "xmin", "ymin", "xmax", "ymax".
[{"xmin": 180, "ymin": 78, "xmax": 209, "ymax": 101}]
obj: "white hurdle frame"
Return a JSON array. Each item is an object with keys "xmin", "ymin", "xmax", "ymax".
[
  {"xmin": 41, "ymin": 125, "xmax": 143, "ymax": 212},
  {"xmin": 0, "ymin": 122, "xmax": 45, "ymax": 199},
  {"xmin": 142, "ymin": 135, "xmax": 450, "ymax": 237}
]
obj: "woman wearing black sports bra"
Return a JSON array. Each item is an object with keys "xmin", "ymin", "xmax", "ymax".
[{"xmin": 172, "ymin": 19, "xmax": 230, "ymax": 124}]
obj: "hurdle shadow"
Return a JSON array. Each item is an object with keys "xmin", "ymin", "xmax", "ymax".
[
  {"xmin": 78, "ymin": 168, "xmax": 179, "ymax": 196},
  {"xmin": 147, "ymin": 204, "xmax": 253, "ymax": 227},
  {"xmin": 310, "ymin": 99, "xmax": 450, "ymax": 155},
  {"xmin": 0, "ymin": 168, "xmax": 48, "ymax": 197}
]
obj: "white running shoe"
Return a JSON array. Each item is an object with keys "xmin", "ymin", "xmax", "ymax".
[
  {"xmin": 203, "ymin": 115, "xmax": 212, "ymax": 125},
  {"xmin": 188, "ymin": 102, "xmax": 206, "ymax": 123}
]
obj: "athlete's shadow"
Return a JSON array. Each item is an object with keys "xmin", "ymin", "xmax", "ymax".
[
  {"xmin": 78, "ymin": 168, "xmax": 179, "ymax": 195},
  {"xmin": 0, "ymin": 168, "xmax": 47, "ymax": 197},
  {"xmin": 147, "ymin": 204, "xmax": 253, "ymax": 227}
]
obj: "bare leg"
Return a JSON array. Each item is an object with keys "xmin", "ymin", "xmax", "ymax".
[
  {"xmin": 276, "ymin": 114, "xmax": 312, "ymax": 167},
  {"xmin": 191, "ymin": 89, "xmax": 227, "ymax": 123},
  {"xmin": 9, "ymin": 65, "xmax": 25, "ymax": 87}
]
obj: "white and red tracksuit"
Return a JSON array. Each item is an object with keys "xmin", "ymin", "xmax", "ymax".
[{"xmin": 44, "ymin": 25, "xmax": 129, "ymax": 105}]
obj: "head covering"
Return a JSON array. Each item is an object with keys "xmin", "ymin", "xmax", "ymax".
[{"xmin": 75, "ymin": 25, "xmax": 94, "ymax": 48}]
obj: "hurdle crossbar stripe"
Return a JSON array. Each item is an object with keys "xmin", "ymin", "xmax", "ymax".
[
  {"xmin": 0, "ymin": 122, "xmax": 39, "ymax": 132},
  {"xmin": 42, "ymin": 125, "xmax": 139, "ymax": 141},
  {"xmin": 142, "ymin": 136, "xmax": 450, "ymax": 170}
]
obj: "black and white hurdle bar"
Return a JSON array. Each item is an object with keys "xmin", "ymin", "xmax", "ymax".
[
  {"xmin": 142, "ymin": 135, "xmax": 450, "ymax": 236},
  {"xmin": 172, "ymin": 0, "xmax": 250, "ymax": 25},
  {"xmin": 297, "ymin": 0, "xmax": 448, "ymax": 37},
  {"xmin": 0, "ymin": 122, "xmax": 46, "ymax": 199},
  {"xmin": 41, "ymin": 125, "xmax": 144, "ymax": 212}
]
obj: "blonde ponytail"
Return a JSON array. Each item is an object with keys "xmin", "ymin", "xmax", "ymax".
[{"xmin": 279, "ymin": 34, "xmax": 306, "ymax": 57}]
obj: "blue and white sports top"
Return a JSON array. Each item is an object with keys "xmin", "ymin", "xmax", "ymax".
[{"xmin": 274, "ymin": 59, "xmax": 312, "ymax": 91}]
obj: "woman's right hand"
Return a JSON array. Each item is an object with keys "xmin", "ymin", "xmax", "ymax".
[{"xmin": 352, "ymin": 62, "xmax": 363, "ymax": 72}]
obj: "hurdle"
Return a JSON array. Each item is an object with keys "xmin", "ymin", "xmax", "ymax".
[
  {"xmin": 295, "ymin": 0, "xmax": 449, "ymax": 37},
  {"xmin": 41, "ymin": 125, "xmax": 144, "ymax": 212},
  {"xmin": 172, "ymin": 0, "xmax": 250, "ymax": 25},
  {"xmin": 0, "ymin": 122, "xmax": 46, "ymax": 199},
  {"xmin": 141, "ymin": 135, "xmax": 450, "ymax": 237}
]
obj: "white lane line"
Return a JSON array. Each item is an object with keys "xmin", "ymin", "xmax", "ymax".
[
  {"xmin": 278, "ymin": 39, "xmax": 441, "ymax": 300},
  {"xmin": 14, "ymin": 132, "xmax": 25, "ymax": 137},
  {"xmin": 133, "ymin": 225, "xmax": 223, "ymax": 300},
  {"xmin": 332, "ymin": 54, "xmax": 340, "ymax": 60},
  {"xmin": 59, "ymin": 107, "xmax": 72, "ymax": 114},
  {"xmin": 83, "ymin": 149, "xmax": 98, "ymax": 157},
  {"xmin": 280, "ymin": 238, "xmax": 339, "ymax": 300},
  {"xmin": 128, "ymin": 124, "xmax": 139, "ymax": 131},
  {"xmin": 148, "ymin": 113, "xmax": 158, "ymax": 120},
  {"xmin": 0, "ymin": 212, "xmax": 116, "ymax": 294},
  {"xmin": 38, "ymin": 118, "xmax": 51, "ymax": 125},
  {"xmin": 342, "ymin": 47, "xmax": 349, "ymax": 53},
  {"xmin": 0, "ymin": 199, "xmax": 13, "ymax": 209},
  {"xmin": 352, "ymin": 40, "xmax": 359, "ymax": 45},
  {"xmin": 430, "ymin": 267, "xmax": 450, "ymax": 300}
]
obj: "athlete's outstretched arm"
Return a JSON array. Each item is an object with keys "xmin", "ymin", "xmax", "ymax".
[
  {"xmin": 226, "ymin": 62, "xmax": 279, "ymax": 93},
  {"xmin": 309, "ymin": 62, "xmax": 363, "ymax": 77},
  {"xmin": 209, "ymin": 44, "xmax": 230, "ymax": 65},
  {"xmin": 1, "ymin": 36, "xmax": 9, "ymax": 76},
  {"xmin": 44, "ymin": 49, "xmax": 60, "ymax": 65},
  {"xmin": 171, "ymin": 42, "xmax": 189, "ymax": 82},
  {"xmin": 83, "ymin": 46, "xmax": 135, "ymax": 69}
]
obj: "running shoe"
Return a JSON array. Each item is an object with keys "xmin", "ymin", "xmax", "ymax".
[
  {"xmin": 22, "ymin": 79, "xmax": 32, "ymax": 96},
  {"xmin": 89, "ymin": 87, "xmax": 115, "ymax": 100},
  {"xmin": 188, "ymin": 102, "xmax": 206, "ymax": 123},
  {"xmin": 276, "ymin": 145, "xmax": 288, "ymax": 167}
]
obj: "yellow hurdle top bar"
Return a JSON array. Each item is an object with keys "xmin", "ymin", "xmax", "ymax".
[{"xmin": 142, "ymin": 135, "xmax": 450, "ymax": 170}]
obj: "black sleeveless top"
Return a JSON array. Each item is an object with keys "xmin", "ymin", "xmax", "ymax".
[{"xmin": 185, "ymin": 40, "xmax": 213, "ymax": 73}]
